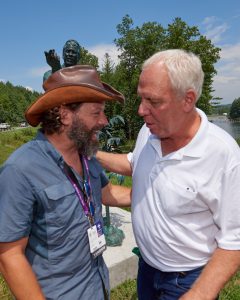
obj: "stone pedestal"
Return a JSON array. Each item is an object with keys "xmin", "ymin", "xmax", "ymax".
[{"xmin": 102, "ymin": 206, "xmax": 138, "ymax": 289}]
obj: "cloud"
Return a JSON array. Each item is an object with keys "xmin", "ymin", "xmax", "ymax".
[
  {"xmin": 29, "ymin": 66, "xmax": 49, "ymax": 77},
  {"xmin": 0, "ymin": 79, "xmax": 6, "ymax": 83},
  {"xmin": 220, "ymin": 43, "xmax": 240, "ymax": 60},
  {"xmin": 88, "ymin": 44, "xmax": 120, "ymax": 68},
  {"xmin": 201, "ymin": 17, "xmax": 240, "ymax": 104},
  {"xmin": 25, "ymin": 86, "xmax": 33, "ymax": 92},
  {"xmin": 202, "ymin": 16, "xmax": 229, "ymax": 43},
  {"xmin": 212, "ymin": 43, "xmax": 240, "ymax": 103},
  {"xmin": 232, "ymin": 14, "xmax": 240, "ymax": 20}
]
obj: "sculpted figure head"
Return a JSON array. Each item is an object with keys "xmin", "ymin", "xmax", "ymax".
[{"xmin": 62, "ymin": 39, "xmax": 81, "ymax": 67}]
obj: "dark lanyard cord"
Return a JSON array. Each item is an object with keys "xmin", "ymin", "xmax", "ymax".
[{"xmin": 63, "ymin": 158, "xmax": 95, "ymax": 225}]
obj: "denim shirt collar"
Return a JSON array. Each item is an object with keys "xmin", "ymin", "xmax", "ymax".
[{"xmin": 34, "ymin": 129, "xmax": 64, "ymax": 169}]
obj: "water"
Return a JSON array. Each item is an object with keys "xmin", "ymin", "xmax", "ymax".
[{"xmin": 210, "ymin": 118, "xmax": 240, "ymax": 140}]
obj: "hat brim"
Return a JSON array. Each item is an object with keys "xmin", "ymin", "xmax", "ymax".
[{"xmin": 25, "ymin": 84, "xmax": 124, "ymax": 126}]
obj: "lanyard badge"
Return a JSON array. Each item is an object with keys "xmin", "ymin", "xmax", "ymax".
[
  {"xmin": 63, "ymin": 157, "xmax": 106, "ymax": 257},
  {"xmin": 87, "ymin": 221, "xmax": 106, "ymax": 258}
]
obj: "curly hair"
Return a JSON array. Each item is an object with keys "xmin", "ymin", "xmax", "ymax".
[{"xmin": 40, "ymin": 103, "xmax": 82, "ymax": 134}]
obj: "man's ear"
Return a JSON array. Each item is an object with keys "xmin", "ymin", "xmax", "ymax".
[
  {"xmin": 59, "ymin": 106, "xmax": 71, "ymax": 126},
  {"xmin": 183, "ymin": 89, "xmax": 197, "ymax": 112}
]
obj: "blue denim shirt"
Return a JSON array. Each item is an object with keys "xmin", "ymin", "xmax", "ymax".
[{"xmin": 0, "ymin": 130, "xmax": 109, "ymax": 300}]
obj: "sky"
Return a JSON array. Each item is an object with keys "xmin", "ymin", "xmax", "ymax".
[{"xmin": 0, "ymin": 0, "xmax": 239, "ymax": 105}]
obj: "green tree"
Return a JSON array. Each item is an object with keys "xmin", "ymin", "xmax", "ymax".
[
  {"xmin": 100, "ymin": 53, "xmax": 119, "ymax": 119},
  {"xmin": 164, "ymin": 18, "xmax": 221, "ymax": 114},
  {"xmin": 229, "ymin": 97, "xmax": 240, "ymax": 120},
  {"xmin": 107, "ymin": 15, "xmax": 221, "ymax": 139},
  {"xmin": 113, "ymin": 15, "xmax": 165, "ymax": 139},
  {"xmin": 0, "ymin": 81, "xmax": 40, "ymax": 124},
  {"xmin": 79, "ymin": 46, "xmax": 99, "ymax": 68}
]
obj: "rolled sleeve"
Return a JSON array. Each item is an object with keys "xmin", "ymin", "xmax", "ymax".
[
  {"xmin": 127, "ymin": 152, "xmax": 133, "ymax": 164},
  {"xmin": 100, "ymin": 171, "xmax": 109, "ymax": 188},
  {"xmin": 88, "ymin": 157, "xmax": 109, "ymax": 188}
]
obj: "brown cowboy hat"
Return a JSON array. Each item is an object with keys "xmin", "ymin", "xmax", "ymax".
[{"xmin": 25, "ymin": 65, "xmax": 125, "ymax": 126}]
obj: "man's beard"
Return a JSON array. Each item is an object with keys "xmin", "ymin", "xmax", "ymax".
[{"xmin": 67, "ymin": 116, "xmax": 100, "ymax": 158}]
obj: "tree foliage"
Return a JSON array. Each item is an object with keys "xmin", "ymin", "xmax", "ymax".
[
  {"xmin": 0, "ymin": 82, "xmax": 40, "ymax": 124},
  {"xmin": 105, "ymin": 15, "xmax": 221, "ymax": 139},
  {"xmin": 100, "ymin": 53, "xmax": 122, "ymax": 119},
  {"xmin": 229, "ymin": 98, "xmax": 240, "ymax": 120},
  {"xmin": 1, "ymin": 15, "xmax": 222, "ymax": 140},
  {"xmin": 99, "ymin": 115, "xmax": 125, "ymax": 152},
  {"xmin": 79, "ymin": 46, "xmax": 99, "ymax": 68}
]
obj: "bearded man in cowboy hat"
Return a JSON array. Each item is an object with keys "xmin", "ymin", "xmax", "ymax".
[{"xmin": 0, "ymin": 65, "xmax": 131, "ymax": 300}]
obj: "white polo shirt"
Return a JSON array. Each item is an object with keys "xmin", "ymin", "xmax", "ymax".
[{"xmin": 130, "ymin": 109, "xmax": 240, "ymax": 271}]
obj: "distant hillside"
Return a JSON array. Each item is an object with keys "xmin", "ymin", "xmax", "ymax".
[
  {"xmin": 0, "ymin": 81, "xmax": 40, "ymax": 124},
  {"xmin": 211, "ymin": 103, "xmax": 232, "ymax": 115}
]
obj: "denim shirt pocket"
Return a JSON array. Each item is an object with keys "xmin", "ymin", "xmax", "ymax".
[{"xmin": 44, "ymin": 180, "xmax": 83, "ymax": 226}]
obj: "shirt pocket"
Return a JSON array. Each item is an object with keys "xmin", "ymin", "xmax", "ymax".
[
  {"xmin": 154, "ymin": 179, "xmax": 202, "ymax": 217},
  {"xmin": 44, "ymin": 180, "xmax": 83, "ymax": 226}
]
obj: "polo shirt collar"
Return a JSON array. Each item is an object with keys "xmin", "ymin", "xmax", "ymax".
[
  {"xmin": 149, "ymin": 108, "xmax": 209, "ymax": 160},
  {"xmin": 182, "ymin": 108, "xmax": 209, "ymax": 158}
]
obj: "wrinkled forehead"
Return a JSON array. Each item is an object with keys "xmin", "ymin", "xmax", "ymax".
[{"xmin": 138, "ymin": 65, "xmax": 171, "ymax": 95}]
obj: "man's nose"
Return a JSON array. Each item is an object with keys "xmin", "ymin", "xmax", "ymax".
[
  {"xmin": 99, "ymin": 113, "xmax": 108, "ymax": 127},
  {"xmin": 138, "ymin": 101, "xmax": 149, "ymax": 117}
]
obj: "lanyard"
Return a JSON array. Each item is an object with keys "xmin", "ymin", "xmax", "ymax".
[{"xmin": 63, "ymin": 156, "xmax": 95, "ymax": 226}]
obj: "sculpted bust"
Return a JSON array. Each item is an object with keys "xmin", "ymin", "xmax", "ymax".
[{"xmin": 43, "ymin": 39, "xmax": 81, "ymax": 82}]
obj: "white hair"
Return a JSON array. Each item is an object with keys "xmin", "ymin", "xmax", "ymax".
[{"xmin": 142, "ymin": 49, "xmax": 204, "ymax": 101}]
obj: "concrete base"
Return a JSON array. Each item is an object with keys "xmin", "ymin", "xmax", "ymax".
[{"xmin": 102, "ymin": 206, "xmax": 138, "ymax": 289}]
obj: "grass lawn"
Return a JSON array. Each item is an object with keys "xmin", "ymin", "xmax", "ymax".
[
  {"xmin": 111, "ymin": 272, "xmax": 240, "ymax": 300},
  {"xmin": 0, "ymin": 127, "xmax": 38, "ymax": 165},
  {"xmin": 0, "ymin": 275, "xmax": 13, "ymax": 299}
]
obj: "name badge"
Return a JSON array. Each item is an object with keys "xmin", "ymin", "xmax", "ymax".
[{"xmin": 87, "ymin": 221, "xmax": 106, "ymax": 258}]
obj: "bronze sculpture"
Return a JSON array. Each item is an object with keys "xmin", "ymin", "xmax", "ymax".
[{"xmin": 43, "ymin": 39, "xmax": 81, "ymax": 82}]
